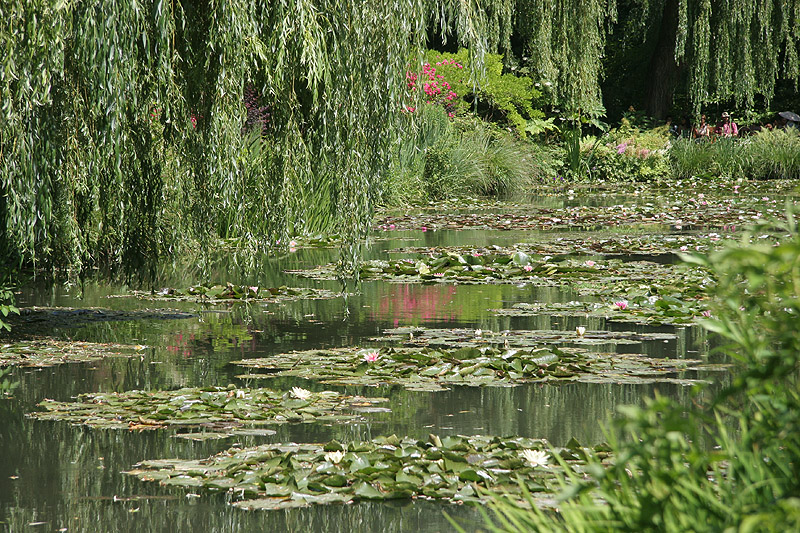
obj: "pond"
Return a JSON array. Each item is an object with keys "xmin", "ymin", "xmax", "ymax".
[{"xmin": 1, "ymin": 181, "xmax": 793, "ymax": 531}]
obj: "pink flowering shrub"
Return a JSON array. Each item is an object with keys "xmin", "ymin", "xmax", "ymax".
[
  {"xmin": 404, "ymin": 49, "xmax": 544, "ymax": 135},
  {"xmin": 406, "ymin": 57, "xmax": 465, "ymax": 118},
  {"xmin": 581, "ymin": 118, "xmax": 671, "ymax": 182}
]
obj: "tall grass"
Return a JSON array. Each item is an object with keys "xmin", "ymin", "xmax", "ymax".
[
  {"xmin": 670, "ymin": 128, "xmax": 800, "ymax": 179},
  {"xmin": 461, "ymin": 210, "xmax": 800, "ymax": 532},
  {"xmin": 384, "ymin": 107, "xmax": 537, "ymax": 204}
]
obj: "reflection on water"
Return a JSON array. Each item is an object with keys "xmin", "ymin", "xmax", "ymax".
[{"xmin": 1, "ymin": 223, "xmax": 725, "ymax": 532}]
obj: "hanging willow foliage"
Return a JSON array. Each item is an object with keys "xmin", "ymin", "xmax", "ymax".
[
  {"xmin": 0, "ymin": 0, "xmax": 447, "ymax": 278},
  {"xmin": 1, "ymin": 0, "xmax": 798, "ymax": 278}
]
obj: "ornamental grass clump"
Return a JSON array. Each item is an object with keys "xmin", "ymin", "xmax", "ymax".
[
  {"xmin": 464, "ymin": 208, "xmax": 800, "ymax": 533},
  {"xmin": 669, "ymin": 128, "xmax": 800, "ymax": 180}
]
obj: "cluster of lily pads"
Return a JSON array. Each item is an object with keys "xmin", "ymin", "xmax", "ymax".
[
  {"xmin": 130, "ymin": 284, "xmax": 340, "ymax": 303},
  {"xmin": 0, "ymin": 339, "xmax": 146, "ymax": 368},
  {"xmin": 236, "ymin": 344, "xmax": 718, "ymax": 391},
  {"xmin": 492, "ymin": 298, "xmax": 711, "ymax": 327},
  {"xmin": 374, "ymin": 199, "xmax": 767, "ymax": 232},
  {"xmin": 388, "ymin": 232, "xmax": 738, "ymax": 258},
  {"xmin": 30, "ymin": 385, "xmax": 389, "ymax": 432},
  {"xmin": 289, "ymin": 252, "xmax": 713, "ymax": 302},
  {"xmin": 377, "ymin": 326, "xmax": 676, "ymax": 348},
  {"xmin": 4, "ymin": 307, "xmax": 196, "ymax": 337},
  {"xmin": 124, "ymin": 434, "xmax": 609, "ymax": 510}
]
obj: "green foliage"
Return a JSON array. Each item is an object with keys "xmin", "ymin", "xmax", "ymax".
[
  {"xmin": 0, "ymin": 0, "xmax": 444, "ymax": 278},
  {"xmin": 0, "ymin": 281, "xmax": 18, "ymax": 333},
  {"xmin": 474, "ymin": 208, "xmax": 800, "ymax": 532},
  {"xmin": 670, "ymin": 128, "xmax": 800, "ymax": 180},
  {"xmin": 410, "ymin": 49, "xmax": 544, "ymax": 136},
  {"xmin": 586, "ymin": 120, "xmax": 672, "ymax": 182},
  {"xmin": 384, "ymin": 108, "xmax": 536, "ymax": 204}
]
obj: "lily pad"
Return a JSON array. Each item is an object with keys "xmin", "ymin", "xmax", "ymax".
[
  {"xmin": 125, "ymin": 434, "xmax": 609, "ymax": 510},
  {"xmin": 129, "ymin": 283, "xmax": 341, "ymax": 303},
  {"xmin": 287, "ymin": 254, "xmax": 714, "ymax": 302},
  {"xmin": 5, "ymin": 307, "xmax": 196, "ymax": 337},
  {"xmin": 377, "ymin": 327, "xmax": 677, "ymax": 348},
  {"xmin": 235, "ymin": 344, "xmax": 719, "ymax": 390},
  {"xmin": 29, "ymin": 386, "xmax": 389, "ymax": 431},
  {"xmin": 491, "ymin": 300, "xmax": 712, "ymax": 327},
  {"xmin": 0, "ymin": 339, "xmax": 146, "ymax": 368}
]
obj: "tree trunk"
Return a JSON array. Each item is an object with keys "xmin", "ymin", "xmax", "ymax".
[{"xmin": 645, "ymin": 0, "xmax": 680, "ymax": 119}]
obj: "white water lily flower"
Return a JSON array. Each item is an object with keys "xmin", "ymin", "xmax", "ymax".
[
  {"xmin": 325, "ymin": 451, "xmax": 345, "ymax": 464},
  {"xmin": 576, "ymin": 326, "xmax": 586, "ymax": 337},
  {"xmin": 521, "ymin": 449, "xmax": 550, "ymax": 468},
  {"xmin": 291, "ymin": 387, "xmax": 312, "ymax": 400},
  {"xmin": 235, "ymin": 390, "xmax": 246, "ymax": 399}
]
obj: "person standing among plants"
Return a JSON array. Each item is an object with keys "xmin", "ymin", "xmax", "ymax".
[
  {"xmin": 693, "ymin": 114, "xmax": 711, "ymax": 140},
  {"xmin": 717, "ymin": 112, "xmax": 738, "ymax": 137}
]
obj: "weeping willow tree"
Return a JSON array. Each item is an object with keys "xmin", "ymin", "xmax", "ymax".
[
  {"xmin": 0, "ymin": 0, "xmax": 439, "ymax": 278},
  {"xmin": 606, "ymin": 0, "xmax": 800, "ymax": 118},
  {"xmin": 2, "ymin": 0, "xmax": 799, "ymax": 278}
]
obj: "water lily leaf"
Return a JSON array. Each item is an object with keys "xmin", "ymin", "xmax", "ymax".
[
  {"xmin": 458, "ymin": 469, "xmax": 481, "ymax": 482},
  {"xmin": 353, "ymin": 481, "xmax": 384, "ymax": 500},
  {"xmin": 29, "ymin": 386, "xmax": 389, "ymax": 430},
  {"xmin": 0, "ymin": 339, "xmax": 146, "ymax": 368}
]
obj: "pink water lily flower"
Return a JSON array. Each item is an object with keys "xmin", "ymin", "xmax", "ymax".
[
  {"xmin": 701, "ymin": 310, "xmax": 712, "ymax": 318},
  {"xmin": 585, "ymin": 260, "xmax": 596, "ymax": 267},
  {"xmin": 523, "ymin": 265, "xmax": 533, "ymax": 272},
  {"xmin": 363, "ymin": 351, "xmax": 380, "ymax": 362},
  {"xmin": 614, "ymin": 300, "xmax": 628, "ymax": 310}
]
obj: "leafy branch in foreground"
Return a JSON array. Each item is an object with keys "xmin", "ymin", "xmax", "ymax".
[{"xmin": 467, "ymin": 208, "xmax": 800, "ymax": 532}]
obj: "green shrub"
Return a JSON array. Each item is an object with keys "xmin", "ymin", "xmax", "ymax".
[
  {"xmin": 748, "ymin": 128, "xmax": 800, "ymax": 179},
  {"xmin": 669, "ymin": 137, "xmax": 719, "ymax": 179},
  {"xmin": 669, "ymin": 128, "xmax": 800, "ymax": 180},
  {"xmin": 383, "ymin": 108, "xmax": 539, "ymax": 204},
  {"xmin": 0, "ymin": 280, "xmax": 18, "ymax": 333},
  {"xmin": 577, "ymin": 120, "xmax": 671, "ymax": 182},
  {"xmin": 463, "ymin": 210, "xmax": 800, "ymax": 532},
  {"xmin": 407, "ymin": 49, "xmax": 544, "ymax": 136}
]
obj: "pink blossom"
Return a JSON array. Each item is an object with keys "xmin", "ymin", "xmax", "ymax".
[
  {"xmin": 433, "ymin": 272, "xmax": 445, "ymax": 277},
  {"xmin": 616, "ymin": 142, "xmax": 628, "ymax": 154},
  {"xmin": 363, "ymin": 351, "xmax": 380, "ymax": 362},
  {"xmin": 701, "ymin": 310, "xmax": 711, "ymax": 318},
  {"xmin": 421, "ymin": 226, "xmax": 427, "ymax": 232},
  {"xmin": 585, "ymin": 260, "xmax": 595, "ymax": 267},
  {"xmin": 680, "ymin": 246, "xmax": 688, "ymax": 252},
  {"xmin": 523, "ymin": 265, "xmax": 533, "ymax": 272},
  {"xmin": 614, "ymin": 300, "xmax": 628, "ymax": 310},
  {"xmin": 388, "ymin": 224, "xmax": 396, "ymax": 230}
]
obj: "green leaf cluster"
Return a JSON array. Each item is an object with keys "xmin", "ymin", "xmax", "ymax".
[
  {"xmin": 124, "ymin": 434, "xmax": 607, "ymax": 510},
  {"xmin": 476, "ymin": 207, "xmax": 800, "ymax": 532}
]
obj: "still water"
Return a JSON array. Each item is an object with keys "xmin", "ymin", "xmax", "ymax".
[{"xmin": 1, "ymin": 220, "xmax": 716, "ymax": 532}]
